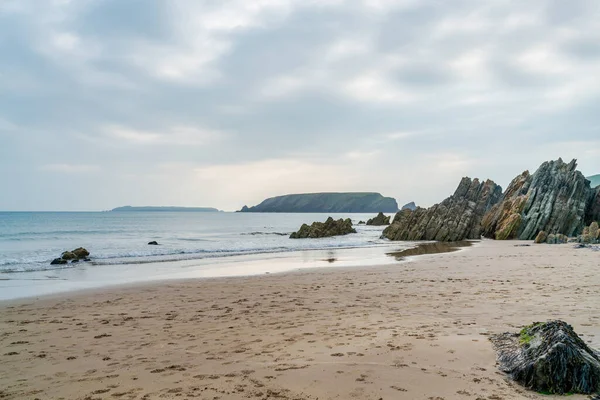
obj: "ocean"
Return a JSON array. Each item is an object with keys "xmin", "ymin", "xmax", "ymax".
[{"xmin": 0, "ymin": 212, "xmax": 414, "ymax": 300}]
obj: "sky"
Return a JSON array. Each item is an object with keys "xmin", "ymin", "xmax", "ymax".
[{"xmin": 1, "ymin": 0, "xmax": 599, "ymax": 211}]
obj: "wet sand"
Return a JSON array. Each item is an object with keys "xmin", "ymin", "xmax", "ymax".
[{"xmin": 1, "ymin": 240, "xmax": 598, "ymax": 400}]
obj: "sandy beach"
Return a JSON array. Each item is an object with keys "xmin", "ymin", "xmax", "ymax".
[{"xmin": 1, "ymin": 240, "xmax": 598, "ymax": 400}]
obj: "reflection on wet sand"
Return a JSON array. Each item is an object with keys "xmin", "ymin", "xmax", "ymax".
[{"xmin": 386, "ymin": 240, "xmax": 474, "ymax": 261}]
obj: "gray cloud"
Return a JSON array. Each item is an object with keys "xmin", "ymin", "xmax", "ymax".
[{"xmin": 1, "ymin": 0, "xmax": 599, "ymax": 211}]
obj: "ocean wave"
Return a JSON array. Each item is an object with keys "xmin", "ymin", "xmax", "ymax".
[
  {"xmin": 0, "ymin": 240, "xmax": 392, "ymax": 273},
  {"xmin": 240, "ymin": 232, "xmax": 289, "ymax": 236}
]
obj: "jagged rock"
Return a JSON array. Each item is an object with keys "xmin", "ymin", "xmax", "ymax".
[
  {"xmin": 358, "ymin": 221, "xmax": 366, "ymax": 225},
  {"xmin": 148, "ymin": 241, "xmax": 159, "ymax": 245},
  {"xmin": 534, "ymin": 231, "xmax": 547, "ymax": 244},
  {"xmin": 482, "ymin": 159, "xmax": 595, "ymax": 240},
  {"xmin": 401, "ymin": 202, "xmax": 417, "ymax": 211},
  {"xmin": 290, "ymin": 217, "xmax": 356, "ymax": 239},
  {"xmin": 383, "ymin": 177, "xmax": 502, "ymax": 241},
  {"xmin": 366, "ymin": 212, "xmax": 390, "ymax": 226},
  {"xmin": 490, "ymin": 321, "xmax": 600, "ymax": 394},
  {"xmin": 50, "ymin": 258, "xmax": 68, "ymax": 265}
]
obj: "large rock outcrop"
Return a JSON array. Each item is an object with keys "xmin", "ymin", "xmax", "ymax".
[
  {"xmin": 482, "ymin": 159, "xmax": 595, "ymax": 240},
  {"xmin": 290, "ymin": 217, "xmax": 356, "ymax": 239},
  {"xmin": 491, "ymin": 321, "xmax": 600, "ymax": 394},
  {"xmin": 240, "ymin": 192, "xmax": 398, "ymax": 213},
  {"xmin": 382, "ymin": 178, "xmax": 502, "ymax": 241},
  {"xmin": 366, "ymin": 212, "xmax": 390, "ymax": 226}
]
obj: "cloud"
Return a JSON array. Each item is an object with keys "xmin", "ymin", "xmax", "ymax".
[
  {"xmin": 1, "ymin": 0, "xmax": 600, "ymax": 210},
  {"xmin": 104, "ymin": 125, "xmax": 222, "ymax": 146},
  {"xmin": 41, "ymin": 163, "xmax": 100, "ymax": 173}
]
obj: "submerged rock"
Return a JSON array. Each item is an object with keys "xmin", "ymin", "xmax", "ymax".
[
  {"xmin": 490, "ymin": 320, "xmax": 600, "ymax": 394},
  {"xmin": 482, "ymin": 159, "xmax": 595, "ymax": 240},
  {"xmin": 366, "ymin": 212, "xmax": 390, "ymax": 226},
  {"xmin": 290, "ymin": 217, "xmax": 356, "ymax": 239},
  {"xmin": 148, "ymin": 241, "xmax": 159, "ymax": 245},
  {"xmin": 383, "ymin": 177, "xmax": 502, "ymax": 241},
  {"xmin": 50, "ymin": 258, "xmax": 68, "ymax": 265}
]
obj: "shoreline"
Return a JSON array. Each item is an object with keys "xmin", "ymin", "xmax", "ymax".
[
  {"xmin": 1, "ymin": 240, "xmax": 597, "ymax": 399},
  {"xmin": 0, "ymin": 240, "xmax": 475, "ymax": 304}
]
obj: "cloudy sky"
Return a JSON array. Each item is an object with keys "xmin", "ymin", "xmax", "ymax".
[{"xmin": 1, "ymin": 0, "xmax": 599, "ymax": 211}]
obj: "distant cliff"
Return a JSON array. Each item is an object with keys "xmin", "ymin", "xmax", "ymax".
[
  {"xmin": 111, "ymin": 206, "xmax": 220, "ymax": 212},
  {"xmin": 588, "ymin": 175, "xmax": 600, "ymax": 188},
  {"xmin": 239, "ymin": 193, "xmax": 398, "ymax": 213}
]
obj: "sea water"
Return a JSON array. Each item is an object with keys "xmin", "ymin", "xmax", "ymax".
[{"xmin": 0, "ymin": 212, "xmax": 415, "ymax": 300}]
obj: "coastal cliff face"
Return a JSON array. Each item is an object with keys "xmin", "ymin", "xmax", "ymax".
[
  {"xmin": 383, "ymin": 158, "xmax": 597, "ymax": 242},
  {"xmin": 382, "ymin": 178, "xmax": 502, "ymax": 241},
  {"xmin": 240, "ymin": 192, "xmax": 398, "ymax": 213},
  {"xmin": 481, "ymin": 159, "xmax": 594, "ymax": 240}
]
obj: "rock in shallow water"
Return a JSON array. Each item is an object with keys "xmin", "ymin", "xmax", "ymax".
[
  {"xmin": 490, "ymin": 320, "xmax": 600, "ymax": 395},
  {"xmin": 366, "ymin": 212, "xmax": 390, "ymax": 226},
  {"xmin": 290, "ymin": 217, "xmax": 356, "ymax": 239}
]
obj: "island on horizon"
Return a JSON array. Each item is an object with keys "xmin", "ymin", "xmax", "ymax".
[
  {"xmin": 110, "ymin": 206, "xmax": 221, "ymax": 212},
  {"xmin": 239, "ymin": 192, "xmax": 399, "ymax": 213}
]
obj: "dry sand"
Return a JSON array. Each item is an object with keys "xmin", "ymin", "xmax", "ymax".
[{"xmin": 1, "ymin": 240, "xmax": 598, "ymax": 400}]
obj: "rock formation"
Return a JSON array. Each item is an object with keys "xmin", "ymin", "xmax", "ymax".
[
  {"xmin": 366, "ymin": 212, "xmax": 390, "ymax": 226},
  {"xmin": 290, "ymin": 217, "xmax": 356, "ymax": 239},
  {"xmin": 586, "ymin": 187, "xmax": 600, "ymax": 225},
  {"xmin": 482, "ymin": 159, "xmax": 595, "ymax": 240},
  {"xmin": 148, "ymin": 241, "xmax": 159, "ymax": 245},
  {"xmin": 490, "ymin": 321, "xmax": 600, "ymax": 394},
  {"xmin": 577, "ymin": 221, "xmax": 600, "ymax": 244},
  {"xmin": 240, "ymin": 192, "xmax": 398, "ymax": 213},
  {"xmin": 50, "ymin": 247, "xmax": 90, "ymax": 265},
  {"xmin": 382, "ymin": 178, "xmax": 502, "ymax": 241}
]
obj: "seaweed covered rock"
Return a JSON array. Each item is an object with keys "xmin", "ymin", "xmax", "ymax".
[
  {"xmin": 290, "ymin": 217, "xmax": 356, "ymax": 239},
  {"xmin": 366, "ymin": 212, "xmax": 390, "ymax": 226},
  {"xmin": 382, "ymin": 177, "xmax": 502, "ymax": 241},
  {"xmin": 482, "ymin": 159, "xmax": 595, "ymax": 240},
  {"xmin": 51, "ymin": 247, "xmax": 91, "ymax": 264},
  {"xmin": 490, "ymin": 321, "xmax": 600, "ymax": 394}
]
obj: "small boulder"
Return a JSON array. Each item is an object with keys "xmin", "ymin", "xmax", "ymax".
[
  {"xmin": 61, "ymin": 251, "xmax": 76, "ymax": 260},
  {"xmin": 358, "ymin": 221, "xmax": 366, "ymax": 225},
  {"xmin": 51, "ymin": 258, "xmax": 68, "ymax": 265},
  {"xmin": 72, "ymin": 247, "xmax": 90, "ymax": 259},
  {"xmin": 148, "ymin": 241, "xmax": 159, "ymax": 245},
  {"xmin": 491, "ymin": 320, "xmax": 600, "ymax": 394},
  {"xmin": 534, "ymin": 231, "xmax": 547, "ymax": 244},
  {"xmin": 366, "ymin": 212, "xmax": 391, "ymax": 226}
]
